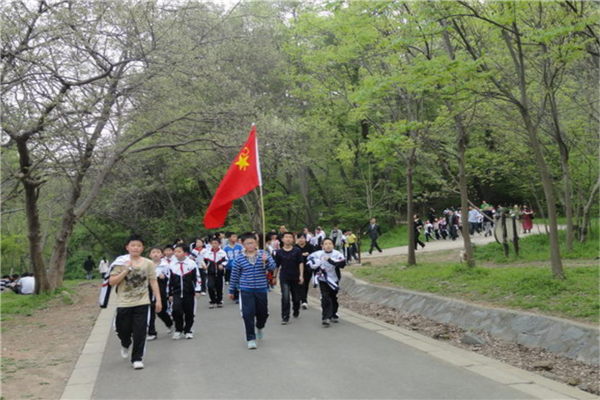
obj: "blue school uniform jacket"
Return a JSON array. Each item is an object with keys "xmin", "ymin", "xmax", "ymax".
[{"xmin": 229, "ymin": 250, "xmax": 276, "ymax": 294}]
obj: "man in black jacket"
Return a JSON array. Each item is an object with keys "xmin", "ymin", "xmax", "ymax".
[{"xmin": 364, "ymin": 218, "xmax": 383, "ymax": 254}]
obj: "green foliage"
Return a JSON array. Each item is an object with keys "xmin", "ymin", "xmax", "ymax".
[
  {"xmin": 2, "ymin": 0, "xmax": 598, "ymax": 285},
  {"xmin": 372, "ymin": 225, "xmax": 409, "ymax": 249},
  {"xmin": 351, "ymin": 263, "xmax": 599, "ymax": 323}
]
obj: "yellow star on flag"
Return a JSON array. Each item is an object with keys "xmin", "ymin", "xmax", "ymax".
[{"xmin": 235, "ymin": 148, "xmax": 251, "ymax": 171}]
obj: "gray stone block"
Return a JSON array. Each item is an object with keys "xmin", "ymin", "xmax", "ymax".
[{"xmin": 340, "ymin": 272, "xmax": 600, "ymax": 365}]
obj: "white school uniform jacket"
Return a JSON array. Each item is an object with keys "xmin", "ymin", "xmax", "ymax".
[
  {"xmin": 190, "ymin": 247, "xmax": 207, "ymax": 269},
  {"xmin": 168, "ymin": 257, "xmax": 201, "ymax": 298},
  {"xmin": 99, "ymin": 255, "xmax": 130, "ymax": 308},
  {"xmin": 202, "ymin": 249, "xmax": 228, "ymax": 275},
  {"xmin": 307, "ymin": 250, "xmax": 346, "ymax": 290}
]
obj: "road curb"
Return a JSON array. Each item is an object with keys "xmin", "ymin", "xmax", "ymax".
[{"xmin": 61, "ymin": 302, "xmax": 115, "ymax": 400}]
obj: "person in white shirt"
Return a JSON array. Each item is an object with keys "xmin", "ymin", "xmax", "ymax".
[
  {"xmin": 17, "ymin": 272, "xmax": 35, "ymax": 295},
  {"xmin": 98, "ymin": 257, "xmax": 109, "ymax": 278}
]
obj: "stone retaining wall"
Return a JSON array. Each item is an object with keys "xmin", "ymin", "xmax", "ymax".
[{"xmin": 340, "ymin": 272, "xmax": 599, "ymax": 365}]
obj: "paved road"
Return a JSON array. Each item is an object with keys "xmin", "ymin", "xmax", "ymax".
[
  {"xmin": 93, "ymin": 292, "xmax": 535, "ymax": 399},
  {"xmin": 360, "ymin": 223, "xmax": 554, "ymax": 260}
]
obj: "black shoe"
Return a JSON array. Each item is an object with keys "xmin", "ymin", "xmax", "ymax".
[
  {"xmin": 322, "ymin": 319, "xmax": 331, "ymax": 326},
  {"xmin": 332, "ymin": 316, "xmax": 339, "ymax": 323},
  {"xmin": 293, "ymin": 312, "xmax": 299, "ymax": 318},
  {"xmin": 281, "ymin": 319, "xmax": 289, "ymax": 325},
  {"xmin": 368, "ymin": 251, "xmax": 372, "ymax": 255},
  {"xmin": 378, "ymin": 250, "xmax": 383, "ymax": 253}
]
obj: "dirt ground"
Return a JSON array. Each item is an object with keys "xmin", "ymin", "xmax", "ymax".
[{"xmin": 1, "ymin": 281, "xmax": 101, "ymax": 400}]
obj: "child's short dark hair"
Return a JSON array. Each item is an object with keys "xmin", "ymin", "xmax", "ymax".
[
  {"xmin": 2, "ymin": 275, "xmax": 10, "ymax": 279},
  {"xmin": 282, "ymin": 232, "xmax": 294, "ymax": 238},
  {"xmin": 296, "ymin": 233, "xmax": 306, "ymax": 239},
  {"xmin": 174, "ymin": 243, "xmax": 187, "ymax": 252},
  {"xmin": 126, "ymin": 234, "xmax": 145, "ymax": 246},
  {"xmin": 210, "ymin": 236, "xmax": 220, "ymax": 243},
  {"xmin": 163, "ymin": 244, "xmax": 174, "ymax": 251},
  {"xmin": 11, "ymin": 274, "xmax": 19, "ymax": 280},
  {"xmin": 239, "ymin": 232, "xmax": 256, "ymax": 243},
  {"xmin": 149, "ymin": 246, "xmax": 163, "ymax": 253}
]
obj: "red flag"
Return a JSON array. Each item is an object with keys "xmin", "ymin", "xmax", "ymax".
[{"xmin": 203, "ymin": 125, "xmax": 262, "ymax": 229}]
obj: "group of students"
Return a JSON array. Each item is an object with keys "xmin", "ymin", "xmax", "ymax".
[{"xmin": 104, "ymin": 229, "xmax": 347, "ymax": 370}]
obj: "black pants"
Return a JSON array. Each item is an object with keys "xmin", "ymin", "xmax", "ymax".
[
  {"xmin": 240, "ymin": 290, "xmax": 269, "ymax": 341},
  {"xmin": 319, "ymin": 281, "xmax": 339, "ymax": 320},
  {"xmin": 369, "ymin": 238, "xmax": 382, "ymax": 253},
  {"xmin": 116, "ymin": 305, "xmax": 149, "ymax": 363},
  {"xmin": 148, "ymin": 295, "xmax": 173, "ymax": 335},
  {"xmin": 450, "ymin": 226, "xmax": 458, "ymax": 240},
  {"xmin": 280, "ymin": 278, "xmax": 301, "ymax": 320},
  {"xmin": 207, "ymin": 272, "xmax": 224, "ymax": 304},
  {"xmin": 225, "ymin": 268, "xmax": 231, "ymax": 283},
  {"xmin": 350, "ymin": 243, "xmax": 358, "ymax": 260},
  {"xmin": 199, "ymin": 269, "xmax": 207, "ymax": 293},
  {"xmin": 300, "ymin": 269, "xmax": 313, "ymax": 303},
  {"xmin": 172, "ymin": 295, "xmax": 195, "ymax": 334},
  {"xmin": 414, "ymin": 233, "xmax": 425, "ymax": 249}
]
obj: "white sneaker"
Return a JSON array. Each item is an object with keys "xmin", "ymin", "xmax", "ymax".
[
  {"xmin": 120, "ymin": 347, "xmax": 129, "ymax": 359},
  {"xmin": 172, "ymin": 332, "xmax": 183, "ymax": 340},
  {"xmin": 147, "ymin": 335, "xmax": 157, "ymax": 341},
  {"xmin": 301, "ymin": 302, "xmax": 308, "ymax": 310},
  {"xmin": 247, "ymin": 340, "xmax": 257, "ymax": 350},
  {"xmin": 256, "ymin": 328, "xmax": 263, "ymax": 340},
  {"xmin": 185, "ymin": 333, "xmax": 193, "ymax": 339},
  {"xmin": 201, "ymin": 292, "xmax": 207, "ymax": 296},
  {"xmin": 166, "ymin": 325, "xmax": 175, "ymax": 334},
  {"xmin": 133, "ymin": 361, "xmax": 144, "ymax": 370}
]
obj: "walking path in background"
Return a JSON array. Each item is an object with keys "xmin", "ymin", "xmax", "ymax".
[
  {"xmin": 360, "ymin": 223, "xmax": 556, "ymax": 260},
  {"xmin": 63, "ymin": 282, "xmax": 595, "ymax": 400}
]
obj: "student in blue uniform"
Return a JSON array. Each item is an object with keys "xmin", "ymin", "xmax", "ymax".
[{"xmin": 228, "ymin": 232, "xmax": 276, "ymax": 350}]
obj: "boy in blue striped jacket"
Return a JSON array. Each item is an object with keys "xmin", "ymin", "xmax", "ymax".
[{"xmin": 228, "ymin": 232, "xmax": 276, "ymax": 350}]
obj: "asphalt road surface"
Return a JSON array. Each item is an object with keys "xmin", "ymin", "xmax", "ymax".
[{"xmin": 93, "ymin": 291, "xmax": 534, "ymax": 399}]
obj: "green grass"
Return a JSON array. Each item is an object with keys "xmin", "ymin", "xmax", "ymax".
[
  {"xmin": 351, "ymin": 263, "xmax": 599, "ymax": 323},
  {"xmin": 358, "ymin": 225, "xmax": 409, "ymax": 250},
  {"xmin": 0, "ymin": 280, "xmax": 84, "ymax": 321},
  {"xmin": 475, "ymin": 228, "xmax": 599, "ymax": 263}
]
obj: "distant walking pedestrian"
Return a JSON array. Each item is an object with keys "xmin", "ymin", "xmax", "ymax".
[
  {"xmin": 84, "ymin": 256, "xmax": 95, "ymax": 280},
  {"xmin": 413, "ymin": 215, "xmax": 426, "ymax": 250},
  {"xmin": 98, "ymin": 257, "xmax": 109, "ymax": 279},
  {"xmin": 364, "ymin": 218, "xmax": 383, "ymax": 254}
]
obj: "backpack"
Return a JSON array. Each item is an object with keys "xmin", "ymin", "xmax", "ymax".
[{"xmin": 98, "ymin": 255, "xmax": 129, "ymax": 308}]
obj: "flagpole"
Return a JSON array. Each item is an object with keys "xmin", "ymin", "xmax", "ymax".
[
  {"xmin": 259, "ymin": 183, "xmax": 266, "ymax": 256},
  {"xmin": 253, "ymin": 123, "xmax": 267, "ymax": 268}
]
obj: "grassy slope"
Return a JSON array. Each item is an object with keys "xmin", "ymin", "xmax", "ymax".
[
  {"xmin": 350, "ymin": 262, "xmax": 599, "ymax": 323},
  {"xmin": 1, "ymin": 280, "xmax": 88, "ymax": 321}
]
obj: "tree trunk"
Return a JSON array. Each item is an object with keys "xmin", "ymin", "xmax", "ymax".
[
  {"xmin": 502, "ymin": 26, "xmax": 564, "ymax": 278},
  {"xmin": 522, "ymin": 115, "xmax": 564, "ymax": 278},
  {"xmin": 406, "ymin": 147, "xmax": 416, "ymax": 266},
  {"xmin": 560, "ymin": 149, "xmax": 575, "ymax": 251},
  {"xmin": 581, "ymin": 176, "xmax": 600, "ymax": 242},
  {"xmin": 16, "ymin": 139, "xmax": 52, "ymax": 294},
  {"xmin": 440, "ymin": 22, "xmax": 475, "ymax": 266}
]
